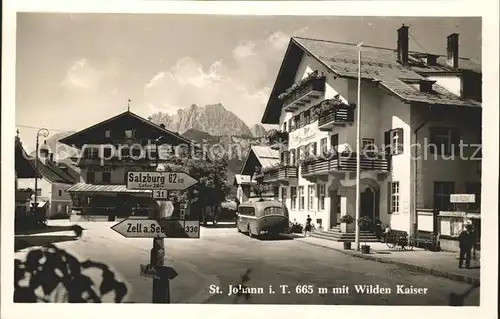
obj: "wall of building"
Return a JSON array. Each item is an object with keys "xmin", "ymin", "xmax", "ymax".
[
  {"xmin": 50, "ymin": 183, "xmax": 73, "ymax": 217},
  {"xmin": 411, "ymin": 105, "xmax": 482, "ymax": 210}
]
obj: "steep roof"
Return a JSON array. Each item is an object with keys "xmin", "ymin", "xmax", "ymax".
[
  {"xmin": 59, "ymin": 110, "xmax": 193, "ymax": 147},
  {"xmin": 240, "ymin": 146, "xmax": 280, "ymax": 176},
  {"xmin": 262, "ymin": 36, "xmax": 482, "ymax": 124},
  {"xmin": 28, "ymin": 158, "xmax": 78, "ymax": 184},
  {"xmin": 15, "ymin": 137, "xmax": 41, "ymax": 178}
]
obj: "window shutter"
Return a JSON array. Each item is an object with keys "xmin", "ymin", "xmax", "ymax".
[
  {"xmin": 387, "ymin": 182, "xmax": 392, "ymax": 214},
  {"xmin": 384, "ymin": 130, "xmax": 391, "ymax": 155},
  {"xmin": 397, "ymin": 128, "xmax": 404, "ymax": 154},
  {"xmin": 451, "ymin": 128, "xmax": 460, "ymax": 154}
]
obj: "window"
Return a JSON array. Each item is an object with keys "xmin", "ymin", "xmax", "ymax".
[
  {"xmin": 433, "ymin": 181, "xmax": 455, "ymax": 211},
  {"xmin": 296, "ymin": 147, "xmax": 302, "ymax": 162},
  {"xmin": 299, "ymin": 186, "xmax": 305, "ymax": 210},
  {"xmin": 299, "ymin": 113, "xmax": 305, "ymax": 128},
  {"xmin": 84, "ymin": 148, "xmax": 99, "ymax": 159},
  {"xmin": 120, "ymin": 147, "xmax": 130, "ymax": 157},
  {"xmin": 320, "ymin": 138, "xmax": 327, "ymax": 155},
  {"xmin": 57, "ymin": 204, "xmax": 62, "ymax": 212},
  {"xmin": 283, "ymin": 122, "xmax": 287, "ymax": 132},
  {"xmin": 304, "ymin": 144, "xmax": 310, "ymax": 157},
  {"xmin": 310, "ymin": 142, "xmax": 317, "ymax": 156},
  {"xmin": 281, "ymin": 187, "xmax": 287, "ymax": 203},
  {"xmin": 389, "ymin": 181, "xmax": 400, "ymax": 214},
  {"xmin": 131, "ymin": 147, "xmax": 142, "ymax": 157},
  {"xmin": 238, "ymin": 207, "xmax": 255, "ymax": 217},
  {"xmin": 58, "ymin": 190, "xmax": 62, "ymax": 197},
  {"xmin": 362, "ymin": 138, "xmax": 375, "ymax": 153},
  {"xmin": 103, "ymin": 147, "xmax": 112, "ymax": 158},
  {"xmin": 36, "ymin": 189, "xmax": 42, "ymax": 196},
  {"xmin": 429, "ymin": 127, "xmax": 459, "ymax": 155},
  {"xmin": 384, "ymin": 128, "xmax": 404, "ymax": 155},
  {"xmin": 125, "ymin": 129, "xmax": 135, "ymax": 138},
  {"xmin": 290, "ymin": 187, "xmax": 297, "ymax": 210},
  {"xmin": 308, "ymin": 185, "xmax": 315, "ymax": 211},
  {"xmin": 465, "ymin": 182, "xmax": 481, "ymax": 211},
  {"xmin": 86, "ymin": 171, "xmax": 95, "ymax": 184},
  {"xmin": 102, "ymin": 172, "xmax": 111, "ymax": 183},
  {"xmin": 304, "ymin": 110, "xmax": 311, "ymax": 125},
  {"xmin": 105, "ymin": 130, "xmax": 112, "ymax": 138},
  {"xmin": 288, "ymin": 119, "xmax": 293, "ymax": 131},
  {"xmin": 317, "ymin": 184, "xmax": 326, "ymax": 211},
  {"xmin": 290, "ymin": 149, "xmax": 296, "ymax": 165},
  {"xmin": 330, "ymin": 134, "xmax": 339, "ymax": 152}
]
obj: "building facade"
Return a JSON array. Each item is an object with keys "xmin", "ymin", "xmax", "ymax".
[
  {"xmin": 260, "ymin": 27, "xmax": 481, "ymax": 237},
  {"xmin": 239, "ymin": 146, "xmax": 280, "ymax": 201},
  {"xmin": 60, "ymin": 110, "xmax": 195, "ymax": 217}
]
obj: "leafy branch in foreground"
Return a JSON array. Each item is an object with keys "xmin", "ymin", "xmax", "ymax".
[{"xmin": 14, "ymin": 244, "xmax": 128, "ymax": 303}]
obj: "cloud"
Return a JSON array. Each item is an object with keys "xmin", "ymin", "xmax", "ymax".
[
  {"xmin": 144, "ymin": 28, "xmax": 308, "ymax": 125},
  {"xmin": 59, "ymin": 58, "xmax": 102, "ymax": 89}
]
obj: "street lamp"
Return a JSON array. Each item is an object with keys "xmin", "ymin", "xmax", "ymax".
[
  {"xmin": 34, "ymin": 128, "xmax": 50, "ymax": 215},
  {"xmin": 355, "ymin": 42, "xmax": 363, "ymax": 251}
]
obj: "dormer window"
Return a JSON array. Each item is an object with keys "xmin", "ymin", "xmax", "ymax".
[
  {"xmin": 419, "ymin": 80, "xmax": 434, "ymax": 93},
  {"xmin": 125, "ymin": 130, "xmax": 134, "ymax": 138},
  {"xmin": 105, "ymin": 130, "xmax": 112, "ymax": 138}
]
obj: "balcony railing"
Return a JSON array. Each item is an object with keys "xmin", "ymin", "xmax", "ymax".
[
  {"xmin": 280, "ymin": 71, "xmax": 326, "ymax": 112},
  {"xmin": 301, "ymin": 153, "xmax": 390, "ymax": 177},
  {"xmin": 318, "ymin": 105, "xmax": 355, "ymax": 130},
  {"xmin": 262, "ymin": 165, "xmax": 298, "ymax": 183}
]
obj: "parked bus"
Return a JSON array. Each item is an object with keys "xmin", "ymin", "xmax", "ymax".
[{"xmin": 236, "ymin": 200, "xmax": 289, "ymax": 238}]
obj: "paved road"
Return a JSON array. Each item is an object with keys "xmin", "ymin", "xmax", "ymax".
[{"xmin": 14, "ymin": 221, "xmax": 480, "ymax": 305}]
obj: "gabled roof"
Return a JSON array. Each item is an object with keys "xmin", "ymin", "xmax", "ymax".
[
  {"xmin": 262, "ymin": 36, "xmax": 482, "ymax": 124},
  {"xmin": 59, "ymin": 110, "xmax": 193, "ymax": 147},
  {"xmin": 28, "ymin": 158, "xmax": 78, "ymax": 184},
  {"xmin": 240, "ymin": 146, "xmax": 280, "ymax": 175},
  {"xmin": 15, "ymin": 137, "xmax": 41, "ymax": 178}
]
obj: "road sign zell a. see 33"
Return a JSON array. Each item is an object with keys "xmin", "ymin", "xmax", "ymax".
[{"xmin": 127, "ymin": 172, "xmax": 198, "ymax": 190}]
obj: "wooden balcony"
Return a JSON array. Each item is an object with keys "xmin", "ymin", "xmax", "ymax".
[
  {"xmin": 282, "ymin": 77, "xmax": 326, "ymax": 112},
  {"xmin": 262, "ymin": 165, "xmax": 298, "ymax": 184},
  {"xmin": 301, "ymin": 153, "xmax": 390, "ymax": 179},
  {"xmin": 318, "ymin": 106, "xmax": 355, "ymax": 130}
]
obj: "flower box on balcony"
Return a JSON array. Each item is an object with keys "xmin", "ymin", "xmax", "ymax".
[
  {"xmin": 279, "ymin": 71, "xmax": 326, "ymax": 111},
  {"xmin": 317, "ymin": 95, "xmax": 356, "ymax": 130},
  {"xmin": 266, "ymin": 129, "xmax": 289, "ymax": 148}
]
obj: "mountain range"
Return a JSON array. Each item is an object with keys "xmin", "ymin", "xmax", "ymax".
[{"xmin": 36, "ymin": 103, "xmax": 272, "ymax": 184}]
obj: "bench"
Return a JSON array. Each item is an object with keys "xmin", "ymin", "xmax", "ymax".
[{"xmin": 414, "ymin": 231, "xmax": 440, "ymax": 251}]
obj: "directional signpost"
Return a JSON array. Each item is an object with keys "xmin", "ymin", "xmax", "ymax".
[{"xmin": 119, "ymin": 170, "xmax": 200, "ymax": 303}]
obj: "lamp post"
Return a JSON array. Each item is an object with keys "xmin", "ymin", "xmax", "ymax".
[
  {"xmin": 355, "ymin": 42, "xmax": 363, "ymax": 251},
  {"xmin": 34, "ymin": 128, "xmax": 50, "ymax": 214}
]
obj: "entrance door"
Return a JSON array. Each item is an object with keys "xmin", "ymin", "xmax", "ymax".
[
  {"xmin": 329, "ymin": 191, "xmax": 341, "ymax": 228},
  {"xmin": 360, "ymin": 188, "xmax": 375, "ymax": 226}
]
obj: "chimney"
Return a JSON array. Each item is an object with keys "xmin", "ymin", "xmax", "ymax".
[
  {"xmin": 397, "ymin": 24, "xmax": 409, "ymax": 66},
  {"xmin": 446, "ymin": 33, "xmax": 459, "ymax": 68}
]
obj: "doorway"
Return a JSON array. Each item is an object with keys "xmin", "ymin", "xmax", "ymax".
[
  {"xmin": 360, "ymin": 187, "xmax": 379, "ymax": 229},
  {"xmin": 329, "ymin": 190, "xmax": 341, "ymax": 228}
]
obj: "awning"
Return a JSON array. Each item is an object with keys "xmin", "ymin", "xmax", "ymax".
[{"xmin": 67, "ymin": 183, "xmax": 152, "ymax": 195}]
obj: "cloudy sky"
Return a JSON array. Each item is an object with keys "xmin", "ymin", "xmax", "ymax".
[{"xmin": 15, "ymin": 14, "xmax": 480, "ymax": 151}]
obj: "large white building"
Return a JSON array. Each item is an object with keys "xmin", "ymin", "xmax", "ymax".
[{"xmin": 260, "ymin": 26, "xmax": 482, "ymax": 240}]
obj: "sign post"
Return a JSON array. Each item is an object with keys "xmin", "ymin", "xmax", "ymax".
[{"xmin": 121, "ymin": 169, "xmax": 199, "ymax": 303}]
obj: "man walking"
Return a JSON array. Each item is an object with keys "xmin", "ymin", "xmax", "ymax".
[{"xmin": 458, "ymin": 224, "xmax": 475, "ymax": 269}]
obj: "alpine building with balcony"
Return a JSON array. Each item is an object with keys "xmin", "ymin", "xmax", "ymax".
[{"xmin": 260, "ymin": 25, "xmax": 481, "ymax": 242}]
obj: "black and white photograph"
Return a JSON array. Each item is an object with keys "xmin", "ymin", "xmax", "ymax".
[{"xmin": 2, "ymin": 1, "xmax": 498, "ymax": 318}]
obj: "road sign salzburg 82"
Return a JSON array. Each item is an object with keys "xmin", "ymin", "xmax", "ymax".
[{"xmin": 127, "ymin": 172, "xmax": 198, "ymax": 190}]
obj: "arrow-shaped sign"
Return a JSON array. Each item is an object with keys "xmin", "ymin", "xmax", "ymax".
[
  {"xmin": 111, "ymin": 218, "xmax": 200, "ymax": 238},
  {"xmin": 127, "ymin": 172, "xmax": 198, "ymax": 190}
]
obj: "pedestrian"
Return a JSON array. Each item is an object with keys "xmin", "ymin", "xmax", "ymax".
[
  {"xmin": 304, "ymin": 215, "xmax": 312, "ymax": 236},
  {"xmin": 458, "ymin": 224, "xmax": 475, "ymax": 269}
]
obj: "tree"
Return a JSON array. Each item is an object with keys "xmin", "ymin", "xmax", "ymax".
[
  {"xmin": 14, "ymin": 245, "xmax": 128, "ymax": 302},
  {"xmin": 162, "ymin": 157, "xmax": 230, "ymax": 207}
]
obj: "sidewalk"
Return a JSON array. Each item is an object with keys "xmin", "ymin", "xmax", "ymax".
[{"xmin": 290, "ymin": 234, "xmax": 480, "ymax": 285}]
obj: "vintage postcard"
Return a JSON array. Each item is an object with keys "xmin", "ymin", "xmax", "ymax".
[{"xmin": 2, "ymin": 1, "xmax": 498, "ymax": 319}]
